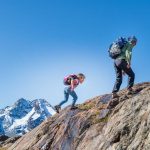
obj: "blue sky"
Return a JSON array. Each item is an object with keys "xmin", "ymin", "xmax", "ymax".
[{"xmin": 0, "ymin": 0, "xmax": 150, "ymax": 108}]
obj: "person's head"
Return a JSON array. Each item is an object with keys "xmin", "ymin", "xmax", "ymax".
[
  {"xmin": 77, "ymin": 73, "xmax": 85, "ymax": 83},
  {"xmin": 128, "ymin": 36, "xmax": 137, "ymax": 47}
]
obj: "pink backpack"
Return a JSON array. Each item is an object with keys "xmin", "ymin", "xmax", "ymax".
[{"xmin": 63, "ymin": 74, "xmax": 78, "ymax": 85}]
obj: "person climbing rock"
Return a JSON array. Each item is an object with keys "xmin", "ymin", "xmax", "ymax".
[
  {"xmin": 108, "ymin": 36, "xmax": 137, "ymax": 99},
  {"xmin": 54, "ymin": 73, "xmax": 85, "ymax": 113}
]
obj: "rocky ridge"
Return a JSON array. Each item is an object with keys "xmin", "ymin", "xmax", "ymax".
[{"xmin": 2, "ymin": 82, "xmax": 150, "ymax": 150}]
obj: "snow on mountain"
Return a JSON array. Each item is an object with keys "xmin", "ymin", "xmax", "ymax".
[{"xmin": 0, "ymin": 98, "xmax": 56, "ymax": 137}]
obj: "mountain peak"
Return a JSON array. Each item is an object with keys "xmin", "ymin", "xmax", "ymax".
[{"xmin": 0, "ymin": 98, "xmax": 55, "ymax": 137}]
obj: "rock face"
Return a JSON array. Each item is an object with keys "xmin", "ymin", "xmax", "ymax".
[
  {"xmin": 6, "ymin": 82, "xmax": 150, "ymax": 150},
  {"xmin": 0, "ymin": 98, "xmax": 55, "ymax": 137},
  {"xmin": 0, "ymin": 135, "xmax": 21, "ymax": 149}
]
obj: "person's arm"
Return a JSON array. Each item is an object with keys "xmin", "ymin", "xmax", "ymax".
[
  {"xmin": 125, "ymin": 44, "xmax": 133, "ymax": 67},
  {"xmin": 70, "ymin": 78, "xmax": 75, "ymax": 91}
]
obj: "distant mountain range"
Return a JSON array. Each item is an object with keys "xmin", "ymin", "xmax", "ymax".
[{"xmin": 0, "ymin": 98, "xmax": 55, "ymax": 137}]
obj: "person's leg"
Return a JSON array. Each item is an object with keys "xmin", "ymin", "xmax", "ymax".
[
  {"xmin": 68, "ymin": 88, "xmax": 78, "ymax": 108},
  {"xmin": 58, "ymin": 87, "xmax": 69, "ymax": 107},
  {"xmin": 55, "ymin": 88, "xmax": 69, "ymax": 113},
  {"xmin": 112, "ymin": 60, "xmax": 123, "ymax": 94},
  {"xmin": 119, "ymin": 60, "xmax": 135, "ymax": 90}
]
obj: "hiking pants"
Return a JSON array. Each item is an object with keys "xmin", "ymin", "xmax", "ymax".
[
  {"xmin": 112, "ymin": 59, "xmax": 135, "ymax": 93},
  {"xmin": 59, "ymin": 87, "xmax": 78, "ymax": 107}
]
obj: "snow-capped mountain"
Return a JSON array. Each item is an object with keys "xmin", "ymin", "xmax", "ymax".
[{"xmin": 0, "ymin": 98, "xmax": 56, "ymax": 137}]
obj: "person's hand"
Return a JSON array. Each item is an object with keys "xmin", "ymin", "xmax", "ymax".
[
  {"xmin": 70, "ymin": 88, "xmax": 74, "ymax": 92},
  {"xmin": 127, "ymin": 64, "xmax": 131, "ymax": 69}
]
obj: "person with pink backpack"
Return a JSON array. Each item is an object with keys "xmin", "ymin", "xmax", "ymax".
[{"xmin": 54, "ymin": 73, "xmax": 85, "ymax": 113}]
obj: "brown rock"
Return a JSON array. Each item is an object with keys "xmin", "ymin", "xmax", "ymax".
[{"xmin": 4, "ymin": 82, "xmax": 150, "ymax": 150}]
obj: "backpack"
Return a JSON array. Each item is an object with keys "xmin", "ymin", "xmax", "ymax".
[
  {"xmin": 108, "ymin": 37, "xmax": 127, "ymax": 59},
  {"xmin": 63, "ymin": 74, "xmax": 78, "ymax": 85}
]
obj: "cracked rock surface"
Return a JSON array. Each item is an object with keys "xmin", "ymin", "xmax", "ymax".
[{"xmin": 5, "ymin": 82, "xmax": 150, "ymax": 150}]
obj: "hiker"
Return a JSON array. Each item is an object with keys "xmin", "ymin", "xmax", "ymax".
[
  {"xmin": 54, "ymin": 73, "xmax": 85, "ymax": 113},
  {"xmin": 109, "ymin": 36, "xmax": 137, "ymax": 98}
]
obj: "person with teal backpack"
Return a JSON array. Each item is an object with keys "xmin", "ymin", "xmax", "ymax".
[
  {"xmin": 54, "ymin": 73, "xmax": 85, "ymax": 113},
  {"xmin": 109, "ymin": 36, "xmax": 137, "ymax": 98}
]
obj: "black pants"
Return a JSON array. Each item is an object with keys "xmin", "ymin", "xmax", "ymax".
[{"xmin": 112, "ymin": 59, "xmax": 135, "ymax": 93}]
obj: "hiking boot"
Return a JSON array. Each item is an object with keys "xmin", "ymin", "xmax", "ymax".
[
  {"xmin": 112, "ymin": 92, "xmax": 119, "ymax": 99},
  {"xmin": 70, "ymin": 106, "xmax": 78, "ymax": 110},
  {"xmin": 54, "ymin": 105, "xmax": 61, "ymax": 113},
  {"xmin": 127, "ymin": 88, "xmax": 136, "ymax": 95}
]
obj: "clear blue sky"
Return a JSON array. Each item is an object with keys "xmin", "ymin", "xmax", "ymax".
[{"xmin": 0, "ymin": 0, "xmax": 150, "ymax": 108}]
